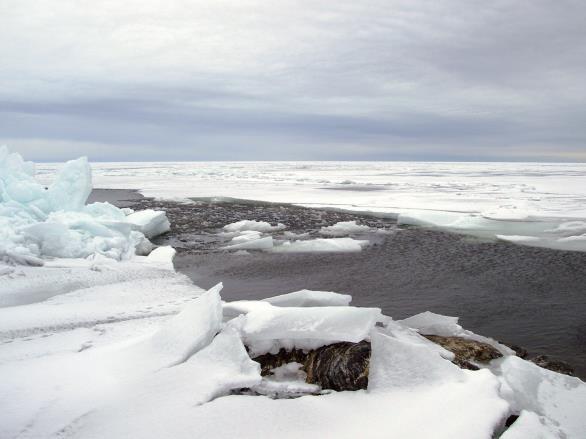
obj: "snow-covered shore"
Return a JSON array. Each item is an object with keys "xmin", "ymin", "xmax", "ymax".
[{"xmin": 2, "ymin": 149, "xmax": 586, "ymax": 438}]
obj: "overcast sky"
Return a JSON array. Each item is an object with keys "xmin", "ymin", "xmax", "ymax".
[{"xmin": 1, "ymin": 0, "xmax": 585, "ymax": 162}]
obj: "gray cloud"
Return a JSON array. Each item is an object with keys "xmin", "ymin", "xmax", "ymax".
[{"xmin": 0, "ymin": 0, "xmax": 585, "ymax": 161}]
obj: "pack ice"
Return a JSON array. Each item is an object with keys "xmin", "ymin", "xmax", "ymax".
[
  {"xmin": 1, "ymin": 150, "xmax": 585, "ymax": 439},
  {"xmin": 0, "ymin": 146, "xmax": 169, "ymax": 263}
]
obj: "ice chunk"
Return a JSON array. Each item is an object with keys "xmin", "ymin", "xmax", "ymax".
[
  {"xmin": 72, "ymin": 328, "xmax": 262, "ymax": 439},
  {"xmin": 144, "ymin": 245, "xmax": 176, "ymax": 270},
  {"xmin": 498, "ymin": 356, "xmax": 586, "ymax": 438},
  {"xmin": 224, "ymin": 236, "xmax": 274, "ymax": 250},
  {"xmin": 0, "ymin": 147, "xmax": 164, "ymax": 261},
  {"xmin": 263, "ymin": 289, "xmax": 352, "ymax": 307},
  {"xmin": 399, "ymin": 311, "xmax": 463, "ymax": 337},
  {"xmin": 229, "ymin": 230, "xmax": 262, "ymax": 243},
  {"xmin": 223, "ymin": 220, "xmax": 285, "ymax": 233},
  {"xmin": 46, "ymin": 156, "xmax": 92, "ymax": 212},
  {"xmin": 126, "ymin": 209, "xmax": 171, "ymax": 238},
  {"xmin": 368, "ymin": 330, "xmax": 464, "ymax": 391},
  {"xmin": 135, "ymin": 283, "xmax": 223, "ymax": 368},
  {"xmin": 272, "ymin": 237, "xmax": 369, "ymax": 253},
  {"xmin": 236, "ymin": 303, "xmax": 382, "ymax": 343},
  {"xmin": 223, "ymin": 300, "xmax": 274, "ymax": 320},
  {"xmin": 319, "ymin": 221, "xmax": 370, "ymax": 236}
]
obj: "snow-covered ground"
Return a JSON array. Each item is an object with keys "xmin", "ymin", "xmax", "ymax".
[
  {"xmin": 36, "ymin": 161, "xmax": 586, "ymax": 251},
  {"xmin": 2, "ymin": 150, "xmax": 586, "ymax": 438}
]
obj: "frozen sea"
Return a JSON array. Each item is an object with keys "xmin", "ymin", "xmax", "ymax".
[{"xmin": 4, "ymin": 155, "xmax": 586, "ymax": 438}]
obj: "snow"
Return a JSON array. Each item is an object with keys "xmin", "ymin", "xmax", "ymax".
[
  {"xmin": 368, "ymin": 330, "xmax": 464, "ymax": 391},
  {"xmin": 320, "ymin": 220, "xmax": 371, "ymax": 236},
  {"xmin": 262, "ymin": 289, "xmax": 352, "ymax": 307},
  {"xmin": 126, "ymin": 209, "xmax": 171, "ymax": 238},
  {"xmin": 497, "ymin": 356, "xmax": 586, "ymax": 438},
  {"xmin": 223, "ymin": 220, "xmax": 285, "ymax": 233},
  {"xmin": 272, "ymin": 237, "xmax": 370, "ymax": 253},
  {"xmin": 236, "ymin": 303, "xmax": 383, "ymax": 343},
  {"xmin": 3, "ymin": 153, "xmax": 586, "ymax": 438}
]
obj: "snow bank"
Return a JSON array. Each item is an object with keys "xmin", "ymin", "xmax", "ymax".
[
  {"xmin": 2, "ymin": 272, "xmax": 585, "ymax": 438},
  {"xmin": 223, "ymin": 220, "xmax": 285, "ymax": 233},
  {"xmin": 272, "ymin": 237, "xmax": 369, "ymax": 253},
  {"xmin": 320, "ymin": 220, "xmax": 370, "ymax": 236},
  {"xmin": 0, "ymin": 147, "xmax": 169, "ymax": 262}
]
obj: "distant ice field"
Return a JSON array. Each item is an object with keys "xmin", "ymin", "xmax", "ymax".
[
  {"xmin": 37, "ymin": 161, "xmax": 586, "ymax": 251},
  {"xmin": 35, "ymin": 161, "xmax": 586, "ymax": 216}
]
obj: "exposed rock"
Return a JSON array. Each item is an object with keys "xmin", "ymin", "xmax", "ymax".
[
  {"xmin": 503, "ymin": 343, "xmax": 529, "ymax": 359},
  {"xmin": 530, "ymin": 355, "xmax": 575, "ymax": 376},
  {"xmin": 252, "ymin": 348, "xmax": 308, "ymax": 376},
  {"xmin": 304, "ymin": 341, "xmax": 370, "ymax": 391},
  {"xmin": 252, "ymin": 341, "xmax": 370, "ymax": 391},
  {"xmin": 422, "ymin": 335, "xmax": 502, "ymax": 369},
  {"xmin": 505, "ymin": 414, "xmax": 519, "ymax": 428}
]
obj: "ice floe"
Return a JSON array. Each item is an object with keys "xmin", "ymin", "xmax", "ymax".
[{"xmin": 319, "ymin": 220, "xmax": 371, "ymax": 236}]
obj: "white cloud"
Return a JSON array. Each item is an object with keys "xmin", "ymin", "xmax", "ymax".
[{"xmin": 0, "ymin": 0, "xmax": 585, "ymax": 160}]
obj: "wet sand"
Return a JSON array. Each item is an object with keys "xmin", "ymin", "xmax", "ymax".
[{"xmin": 94, "ymin": 189, "xmax": 586, "ymax": 378}]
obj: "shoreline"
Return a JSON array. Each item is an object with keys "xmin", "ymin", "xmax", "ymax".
[{"xmin": 94, "ymin": 189, "xmax": 586, "ymax": 378}]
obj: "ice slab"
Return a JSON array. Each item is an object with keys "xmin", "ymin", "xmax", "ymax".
[
  {"xmin": 272, "ymin": 237, "xmax": 369, "ymax": 253},
  {"xmin": 263, "ymin": 289, "xmax": 352, "ymax": 307},
  {"xmin": 223, "ymin": 220, "xmax": 285, "ymax": 233},
  {"xmin": 368, "ymin": 330, "xmax": 464, "ymax": 391},
  {"xmin": 126, "ymin": 209, "xmax": 171, "ymax": 239},
  {"xmin": 319, "ymin": 221, "xmax": 370, "ymax": 236},
  {"xmin": 236, "ymin": 303, "xmax": 382, "ymax": 343},
  {"xmin": 224, "ymin": 236, "xmax": 274, "ymax": 250}
]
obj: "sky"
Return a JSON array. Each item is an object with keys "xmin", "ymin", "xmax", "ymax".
[{"xmin": 1, "ymin": 0, "xmax": 585, "ymax": 162}]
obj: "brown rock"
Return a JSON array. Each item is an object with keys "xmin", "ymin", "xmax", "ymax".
[
  {"xmin": 530, "ymin": 355, "xmax": 575, "ymax": 376},
  {"xmin": 422, "ymin": 335, "xmax": 502, "ymax": 369}
]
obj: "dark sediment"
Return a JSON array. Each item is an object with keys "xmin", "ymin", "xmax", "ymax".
[{"xmin": 95, "ymin": 189, "xmax": 586, "ymax": 379}]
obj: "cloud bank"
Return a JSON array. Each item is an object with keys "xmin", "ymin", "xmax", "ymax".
[{"xmin": 1, "ymin": 0, "xmax": 585, "ymax": 161}]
